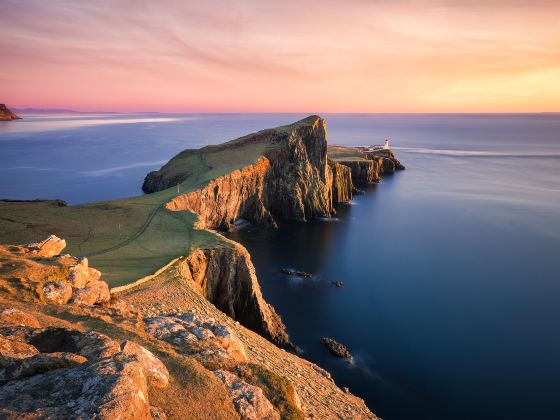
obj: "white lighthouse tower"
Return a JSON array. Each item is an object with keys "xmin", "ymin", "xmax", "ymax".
[{"xmin": 384, "ymin": 138, "xmax": 390, "ymax": 150}]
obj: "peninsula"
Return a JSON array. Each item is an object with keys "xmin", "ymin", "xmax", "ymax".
[{"xmin": 0, "ymin": 116, "xmax": 403, "ymax": 419}]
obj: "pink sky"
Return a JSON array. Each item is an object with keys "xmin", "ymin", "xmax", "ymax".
[{"xmin": 1, "ymin": 0, "xmax": 559, "ymax": 112}]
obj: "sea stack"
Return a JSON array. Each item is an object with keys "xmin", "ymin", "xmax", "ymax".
[{"xmin": 0, "ymin": 104, "xmax": 22, "ymax": 120}]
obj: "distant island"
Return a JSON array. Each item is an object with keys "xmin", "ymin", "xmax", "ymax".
[
  {"xmin": 12, "ymin": 107, "xmax": 118, "ymax": 115},
  {"xmin": 0, "ymin": 104, "xmax": 22, "ymax": 120}
]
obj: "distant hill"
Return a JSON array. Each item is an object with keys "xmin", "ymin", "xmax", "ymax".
[{"xmin": 12, "ymin": 107, "xmax": 118, "ymax": 115}]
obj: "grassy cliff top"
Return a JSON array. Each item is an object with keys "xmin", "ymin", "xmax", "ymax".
[{"xmin": 0, "ymin": 116, "xmax": 322, "ymax": 287}]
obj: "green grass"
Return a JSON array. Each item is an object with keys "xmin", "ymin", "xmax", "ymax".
[{"xmin": 0, "ymin": 125, "xmax": 288, "ymax": 288}]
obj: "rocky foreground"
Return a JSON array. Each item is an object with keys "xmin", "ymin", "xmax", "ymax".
[
  {"xmin": 0, "ymin": 104, "xmax": 21, "ymax": 121},
  {"xmin": 0, "ymin": 237, "xmax": 378, "ymax": 419}
]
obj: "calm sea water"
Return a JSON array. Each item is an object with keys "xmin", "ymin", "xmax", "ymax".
[{"xmin": 1, "ymin": 113, "xmax": 560, "ymax": 419}]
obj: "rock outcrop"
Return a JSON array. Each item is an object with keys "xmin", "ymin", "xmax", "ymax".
[
  {"xmin": 321, "ymin": 337, "xmax": 352, "ymax": 361},
  {"xmin": 0, "ymin": 104, "xmax": 21, "ymax": 121},
  {"xmin": 24, "ymin": 234, "xmax": 66, "ymax": 257},
  {"xmin": 1, "ymin": 238, "xmax": 110, "ymax": 307},
  {"xmin": 214, "ymin": 369, "xmax": 280, "ymax": 420},
  {"xmin": 328, "ymin": 159, "xmax": 353, "ymax": 204},
  {"xmin": 177, "ymin": 237, "xmax": 292, "ymax": 349},
  {"xmin": 145, "ymin": 310, "xmax": 247, "ymax": 370},
  {"xmin": 0, "ymin": 308, "xmax": 169, "ymax": 419},
  {"xmin": 262, "ymin": 116, "xmax": 333, "ymax": 221},
  {"xmin": 338, "ymin": 159, "xmax": 381, "ymax": 185},
  {"xmin": 165, "ymin": 157, "xmax": 276, "ymax": 230}
]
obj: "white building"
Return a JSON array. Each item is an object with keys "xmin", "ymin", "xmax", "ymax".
[{"xmin": 384, "ymin": 138, "xmax": 390, "ymax": 149}]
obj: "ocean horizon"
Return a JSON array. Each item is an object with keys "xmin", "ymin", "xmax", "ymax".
[{"xmin": 1, "ymin": 113, "xmax": 559, "ymax": 419}]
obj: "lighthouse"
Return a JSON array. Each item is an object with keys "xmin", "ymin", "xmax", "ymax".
[{"xmin": 384, "ymin": 138, "xmax": 390, "ymax": 149}]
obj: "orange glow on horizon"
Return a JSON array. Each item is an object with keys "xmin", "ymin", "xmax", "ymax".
[{"xmin": 0, "ymin": 1, "xmax": 559, "ymax": 113}]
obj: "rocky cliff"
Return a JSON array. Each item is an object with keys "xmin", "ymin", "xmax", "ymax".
[
  {"xmin": 177, "ymin": 236, "xmax": 292, "ymax": 349},
  {"xmin": 0, "ymin": 104, "xmax": 21, "ymax": 121},
  {"xmin": 147, "ymin": 116, "xmax": 336, "ymax": 230},
  {"xmin": 331, "ymin": 148, "xmax": 405, "ymax": 186},
  {"xmin": 328, "ymin": 159, "xmax": 354, "ymax": 204},
  {"xmin": 262, "ymin": 116, "xmax": 333, "ymax": 221},
  {"xmin": 338, "ymin": 159, "xmax": 381, "ymax": 185},
  {"xmin": 165, "ymin": 157, "xmax": 276, "ymax": 230}
]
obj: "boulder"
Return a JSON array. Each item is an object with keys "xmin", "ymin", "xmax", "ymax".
[
  {"xmin": 0, "ymin": 308, "xmax": 41, "ymax": 328},
  {"xmin": 321, "ymin": 337, "xmax": 352, "ymax": 361},
  {"xmin": 0, "ymin": 352, "xmax": 152, "ymax": 419},
  {"xmin": 121, "ymin": 340, "xmax": 170, "ymax": 388},
  {"xmin": 24, "ymin": 235, "xmax": 66, "ymax": 257},
  {"xmin": 0, "ymin": 335, "xmax": 38, "ymax": 365},
  {"xmin": 0, "ymin": 310, "xmax": 169, "ymax": 419},
  {"xmin": 42, "ymin": 281, "xmax": 73, "ymax": 304},
  {"xmin": 71, "ymin": 281, "xmax": 110, "ymax": 306},
  {"xmin": 214, "ymin": 369, "xmax": 280, "ymax": 420},
  {"xmin": 68, "ymin": 259, "xmax": 101, "ymax": 288},
  {"xmin": 0, "ymin": 351, "xmax": 87, "ymax": 384},
  {"xmin": 145, "ymin": 311, "xmax": 247, "ymax": 369}
]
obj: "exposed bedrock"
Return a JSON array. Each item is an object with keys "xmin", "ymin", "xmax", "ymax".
[
  {"xmin": 262, "ymin": 116, "xmax": 332, "ymax": 221},
  {"xmin": 338, "ymin": 159, "xmax": 381, "ymax": 185},
  {"xmin": 365, "ymin": 150, "xmax": 406, "ymax": 172},
  {"xmin": 166, "ymin": 157, "xmax": 276, "ymax": 230},
  {"xmin": 159, "ymin": 116, "xmax": 335, "ymax": 230},
  {"xmin": 328, "ymin": 159, "xmax": 353, "ymax": 204},
  {"xmin": 177, "ymin": 236, "xmax": 292, "ymax": 349}
]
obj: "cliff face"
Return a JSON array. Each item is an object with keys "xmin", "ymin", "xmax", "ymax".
[
  {"xmin": 262, "ymin": 116, "xmax": 333, "ymax": 221},
  {"xmin": 177, "ymin": 236, "xmax": 291, "ymax": 349},
  {"xmin": 0, "ymin": 104, "xmax": 21, "ymax": 121},
  {"xmin": 150, "ymin": 116, "xmax": 335, "ymax": 230},
  {"xmin": 339, "ymin": 160, "xmax": 381, "ymax": 185},
  {"xmin": 166, "ymin": 157, "xmax": 276, "ymax": 230},
  {"xmin": 328, "ymin": 159, "xmax": 353, "ymax": 204}
]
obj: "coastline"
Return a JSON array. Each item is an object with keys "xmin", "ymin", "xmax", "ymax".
[{"xmin": 0, "ymin": 115, "xmax": 403, "ymax": 419}]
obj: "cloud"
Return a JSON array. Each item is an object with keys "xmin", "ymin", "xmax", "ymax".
[{"xmin": 1, "ymin": 0, "xmax": 559, "ymax": 112}]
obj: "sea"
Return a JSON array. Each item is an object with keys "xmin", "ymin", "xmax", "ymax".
[{"xmin": 1, "ymin": 113, "xmax": 559, "ymax": 419}]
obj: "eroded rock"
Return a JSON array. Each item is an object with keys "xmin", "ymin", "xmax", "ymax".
[
  {"xmin": 121, "ymin": 340, "xmax": 170, "ymax": 388},
  {"xmin": 24, "ymin": 234, "xmax": 66, "ymax": 257},
  {"xmin": 145, "ymin": 310, "xmax": 246, "ymax": 369},
  {"xmin": 0, "ymin": 309, "xmax": 169, "ymax": 419},
  {"xmin": 321, "ymin": 337, "xmax": 352, "ymax": 361},
  {"xmin": 0, "ymin": 308, "xmax": 41, "ymax": 328},
  {"xmin": 214, "ymin": 369, "xmax": 280, "ymax": 420}
]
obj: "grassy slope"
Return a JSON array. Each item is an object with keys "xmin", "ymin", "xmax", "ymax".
[
  {"xmin": 0, "ymin": 133, "xmax": 275, "ymax": 287},
  {"xmin": 0, "ymin": 117, "xmax": 326, "ymax": 287}
]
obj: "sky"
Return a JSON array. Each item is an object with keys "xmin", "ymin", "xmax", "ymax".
[{"xmin": 0, "ymin": 0, "xmax": 559, "ymax": 113}]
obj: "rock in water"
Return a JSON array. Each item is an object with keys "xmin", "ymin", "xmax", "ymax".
[
  {"xmin": 0, "ymin": 104, "xmax": 21, "ymax": 121},
  {"xmin": 279, "ymin": 268, "xmax": 312, "ymax": 278},
  {"xmin": 321, "ymin": 337, "xmax": 352, "ymax": 361}
]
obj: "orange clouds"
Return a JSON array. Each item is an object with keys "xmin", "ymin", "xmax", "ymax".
[{"xmin": 0, "ymin": 0, "xmax": 558, "ymax": 112}]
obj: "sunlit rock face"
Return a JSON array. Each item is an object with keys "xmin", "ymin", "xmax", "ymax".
[{"xmin": 152, "ymin": 116, "xmax": 336, "ymax": 229}]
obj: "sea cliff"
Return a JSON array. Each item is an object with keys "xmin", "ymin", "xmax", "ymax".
[{"xmin": 0, "ymin": 116, "xmax": 403, "ymax": 419}]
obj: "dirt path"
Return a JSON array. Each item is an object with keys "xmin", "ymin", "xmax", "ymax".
[{"xmin": 87, "ymin": 202, "xmax": 164, "ymax": 257}]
